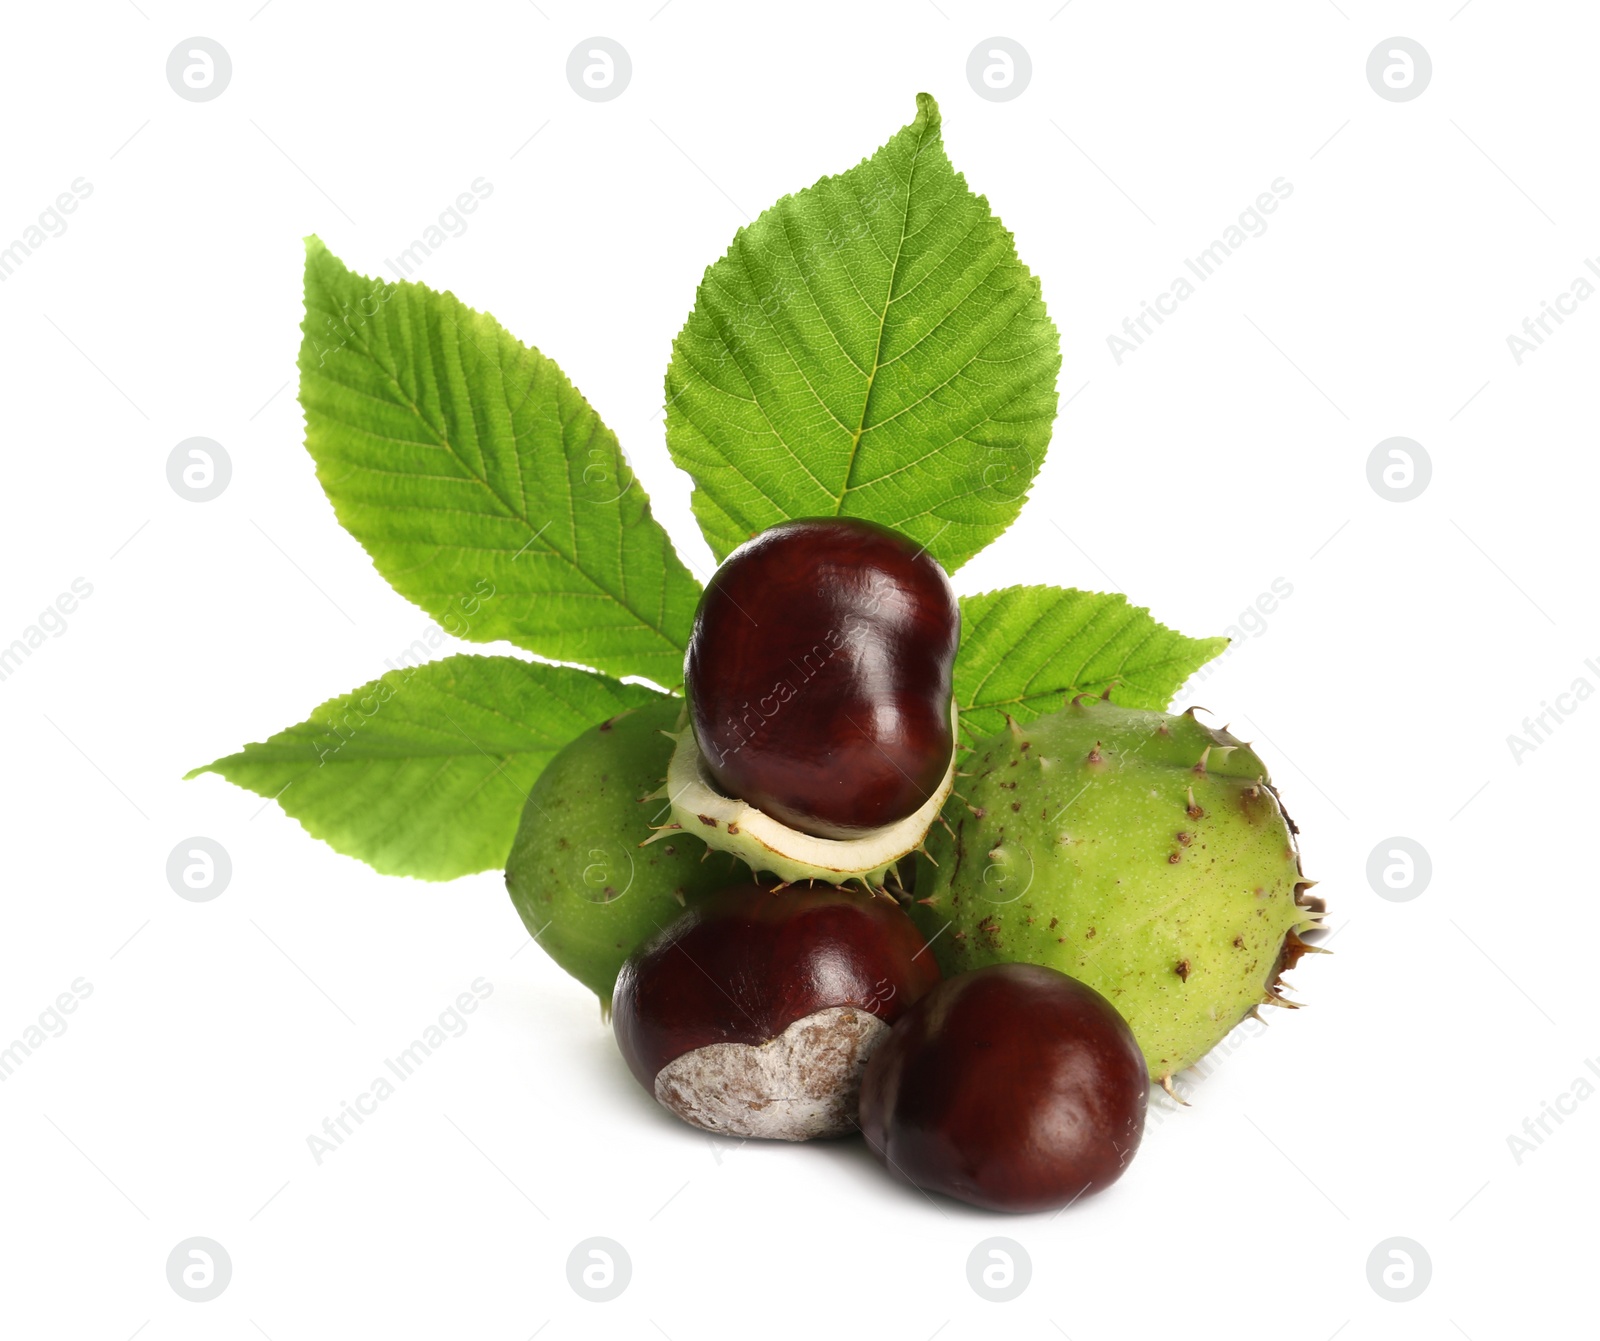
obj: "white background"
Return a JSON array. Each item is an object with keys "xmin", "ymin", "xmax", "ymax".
[{"xmin": 1, "ymin": 2, "xmax": 1593, "ymax": 1338}]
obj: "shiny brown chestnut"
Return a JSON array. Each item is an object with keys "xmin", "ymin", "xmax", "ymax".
[
  {"xmin": 684, "ymin": 518, "xmax": 959, "ymax": 840},
  {"xmin": 612, "ymin": 882, "xmax": 941, "ymax": 1141},
  {"xmin": 859, "ymin": 963, "xmax": 1148, "ymax": 1212}
]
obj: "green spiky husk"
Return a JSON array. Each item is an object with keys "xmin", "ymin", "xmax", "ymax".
[
  {"xmin": 907, "ymin": 697, "xmax": 1324, "ymax": 1084},
  {"xmin": 505, "ymin": 699, "xmax": 737, "ymax": 1007}
]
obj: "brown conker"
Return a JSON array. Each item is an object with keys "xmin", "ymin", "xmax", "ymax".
[
  {"xmin": 859, "ymin": 963, "xmax": 1148, "ymax": 1212},
  {"xmin": 612, "ymin": 882, "xmax": 940, "ymax": 1141},
  {"xmin": 683, "ymin": 517, "xmax": 960, "ymax": 840}
]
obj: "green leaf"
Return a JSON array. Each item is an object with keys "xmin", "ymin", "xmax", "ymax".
[
  {"xmin": 300, "ymin": 237, "xmax": 699, "ymax": 687},
  {"xmin": 664, "ymin": 93, "xmax": 1060, "ymax": 574},
  {"xmin": 954, "ymin": 587, "xmax": 1228, "ymax": 739},
  {"xmin": 186, "ymin": 656, "xmax": 663, "ymax": 881}
]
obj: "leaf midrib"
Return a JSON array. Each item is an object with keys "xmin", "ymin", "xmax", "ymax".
[
  {"xmin": 833, "ymin": 115, "xmax": 935, "ymax": 513},
  {"xmin": 311, "ymin": 289, "xmax": 686, "ymax": 657}
]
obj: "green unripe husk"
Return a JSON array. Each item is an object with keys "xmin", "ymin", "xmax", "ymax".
[
  {"xmin": 907, "ymin": 696, "xmax": 1324, "ymax": 1086},
  {"xmin": 505, "ymin": 697, "xmax": 737, "ymax": 1008}
]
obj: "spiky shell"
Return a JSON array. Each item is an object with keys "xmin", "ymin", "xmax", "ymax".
[
  {"xmin": 906, "ymin": 697, "xmax": 1324, "ymax": 1085},
  {"xmin": 656, "ymin": 703, "xmax": 961, "ymax": 889}
]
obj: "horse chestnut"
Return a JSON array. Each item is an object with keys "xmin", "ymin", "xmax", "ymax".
[
  {"xmin": 859, "ymin": 963, "xmax": 1148, "ymax": 1211},
  {"xmin": 612, "ymin": 882, "xmax": 940, "ymax": 1140},
  {"xmin": 684, "ymin": 518, "xmax": 960, "ymax": 840}
]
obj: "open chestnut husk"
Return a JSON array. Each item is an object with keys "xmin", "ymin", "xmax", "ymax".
[
  {"xmin": 612, "ymin": 882, "xmax": 940, "ymax": 1140},
  {"xmin": 859, "ymin": 963, "xmax": 1148, "ymax": 1212}
]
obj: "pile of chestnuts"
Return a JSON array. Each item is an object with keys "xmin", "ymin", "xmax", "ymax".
[{"xmin": 610, "ymin": 518, "xmax": 1149, "ymax": 1212}]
